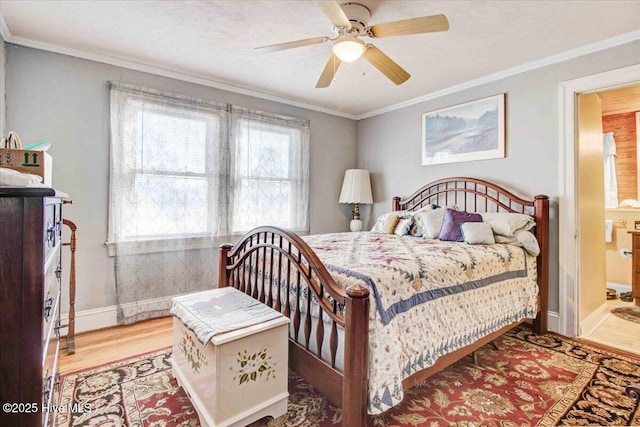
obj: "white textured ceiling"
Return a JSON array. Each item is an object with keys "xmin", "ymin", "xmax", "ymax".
[{"xmin": 1, "ymin": 0, "xmax": 640, "ymax": 118}]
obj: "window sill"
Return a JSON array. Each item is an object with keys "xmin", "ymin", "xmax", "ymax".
[
  {"xmin": 106, "ymin": 228, "xmax": 310, "ymax": 257},
  {"xmin": 106, "ymin": 235, "xmax": 225, "ymax": 257}
]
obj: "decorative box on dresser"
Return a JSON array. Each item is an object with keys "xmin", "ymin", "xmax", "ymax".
[{"xmin": 0, "ymin": 187, "xmax": 66, "ymax": 427}]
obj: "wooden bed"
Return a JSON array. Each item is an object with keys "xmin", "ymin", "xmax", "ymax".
[{"xmin": 218, "ymin": 177, "xmax": 549, "ymax": 427}]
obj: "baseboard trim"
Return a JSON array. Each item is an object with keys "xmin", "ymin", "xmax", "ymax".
[
  {"xmin": 579, "ymin": 303, "xmax": 610, "ymax": 337},
  {"xmin": 60, "ymin": 305, "xmax": 118, "ymax": 334},
  {"xmin": 547, "ymin": 310, "xmax": 560, "ymax": 334}
]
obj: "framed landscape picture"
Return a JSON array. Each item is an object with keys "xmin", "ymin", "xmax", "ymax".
[{"xmin": 422, "ymin": 94, "xmax": 505, "ymax": 166}]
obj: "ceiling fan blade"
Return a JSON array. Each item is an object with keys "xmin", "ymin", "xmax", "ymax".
[
  {"xmin": 368, "ymin": 14, "xmax": 449, "ymax": 38},
  {"xmin": 255, "ymin": 37, "xmax": 329, "ymax": 53},
  {"xmin": 315, "ymin": 0, "xmax": 351, "ymax": 28},
  {"xmin": 316, "ymin": 54, "xmax": 342, "ymax": 88},
  {"xmin": 363, "ymin": 44, "xmax": 410, "ymax": 85}
]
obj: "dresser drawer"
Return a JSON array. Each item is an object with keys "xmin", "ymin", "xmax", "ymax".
[
  {"xmin": 42, "ymin": 279, "xmax": 60, "ymax": 427},
  {"xmin": 42, "ymin": 246, "xmax": 61, "ymax": 357},
  {"xmin": 43, "ymin": 254, "xmax": 61, "ymax": 309},
  {"xmin": 42, "ymin": 290, "xmax": 60, "ymax": 388},
  {"xmin": 44, "ymin": 200, "xmax": 62, "ymax": 268},
  {"xmin": 42, "ymin": 285, "xmax": 60, "ymax": 361}
]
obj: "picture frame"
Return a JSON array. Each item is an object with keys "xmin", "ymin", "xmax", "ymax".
[{"xmin": 422, "ymin": 94, "xmax": 505, "ymax": 166}]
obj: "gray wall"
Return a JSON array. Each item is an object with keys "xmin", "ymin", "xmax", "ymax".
[
  {"xmin": 5, "ymin": 45, "xmax": 357, "ymax": 313},
  {"xmin": 357, "ymin": 39, "xmax": 640, "ymax": 313}
]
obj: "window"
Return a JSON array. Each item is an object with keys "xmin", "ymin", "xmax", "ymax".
[
  {"xmin": 124, "ymin": 101, "xmax": 220, "ymax": 239},
  {"xmin": 108, "ymin": 83, "xmax": 309, "ymax": 253},
  {"xmin": 232, "ymin": 115, "xmax": 308, "ymax": 232}
]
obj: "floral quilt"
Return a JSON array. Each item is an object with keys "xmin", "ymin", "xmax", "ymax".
[{"xmin": 301, "ymin": 231, "xmax": 538, "ymax": 415}]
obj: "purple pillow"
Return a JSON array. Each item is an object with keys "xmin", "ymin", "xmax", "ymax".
[{"xmin": 438, "ymin": 209, "xmax": 483, "ymax": 242}]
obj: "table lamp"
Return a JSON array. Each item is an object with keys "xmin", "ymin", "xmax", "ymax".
[{"xmin": 339, "ymin": 169, "xmax": 373, "ymax": 232}]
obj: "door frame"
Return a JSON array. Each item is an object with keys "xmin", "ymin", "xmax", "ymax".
[{"xmin": 558, "ymin": 64, "xmax": 640, "ymax": 337}]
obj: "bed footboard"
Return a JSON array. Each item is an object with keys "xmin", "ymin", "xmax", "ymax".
[{"xmin": 218, "ymin": 226, "xmax": 370, "ymax": 427}]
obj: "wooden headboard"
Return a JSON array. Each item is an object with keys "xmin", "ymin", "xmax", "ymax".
[{"xmin": 392, "ymin": 177, "xmax": 550, "ymax": 333}]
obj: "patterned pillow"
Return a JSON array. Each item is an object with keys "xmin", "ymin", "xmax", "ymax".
[
  {"xmin": 371, "ymin": 211, "xmax": 410, "ymax": 232},
  {"xmin": 394, "ymin": 217, "xmax": 414, "ymax": 235},
  {"xmin": 438, "ymin": 209, "xmax": 483, "ymax": 242}
]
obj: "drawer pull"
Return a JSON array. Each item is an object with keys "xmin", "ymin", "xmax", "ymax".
[
  {"xmin": 54, "ymin": 319, "xmax": 61, "ymax": 336},
  {"xmin": 44, "ymin": 294, "xmax": 54, "ymax": 320},
  {"xmin": 42, "ymin": 375, "xmax": 52, "ymax": 398},
  {"xmin": 55, "ymin": 264, "xmax": 62, "ymax": 280},
  {"xmin": 46, "ymin": 223, "xmax": 56, "ymax": 247}
]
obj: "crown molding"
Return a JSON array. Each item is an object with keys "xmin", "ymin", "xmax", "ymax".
[{"xmin": 357, "ymin": 29, "xmax": 640, "ymax": 120}]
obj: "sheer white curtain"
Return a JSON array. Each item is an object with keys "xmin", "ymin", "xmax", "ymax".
[
  {"xmin": 603, "ymin": 132, "xmax": 619, "ymax": 209},
  {"xmin": 230, "ymin": 106, "xmax": 310, "ymax": 233},
  {"xmin": 108, "ymin": 82, "xmax": 309, "ymax": 324}
]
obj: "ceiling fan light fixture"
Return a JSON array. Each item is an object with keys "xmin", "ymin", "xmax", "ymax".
[{"xmin": 332, "ymin": 35, "xmax": 365, "ymax": 62}]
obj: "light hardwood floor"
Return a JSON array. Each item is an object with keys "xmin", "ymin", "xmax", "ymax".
[{"xmin": 59, "ymin": 316, "xmax": 173, "ymax": 373}]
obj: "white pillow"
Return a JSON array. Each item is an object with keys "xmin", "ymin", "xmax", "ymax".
[
  {"xmin": 481, "ymin": 212, "xmax": 535, "ymax": 237},
  {"xmin": 495, "ymin": 230, "xmax": 540, "ymax": 256},
  {"xmin": 461, "ymin": 222, "xmax": 495, "ymax": 245},
  {"xmin": 414, "ymin": 207, "xmax": 446, "ymax": 239}
]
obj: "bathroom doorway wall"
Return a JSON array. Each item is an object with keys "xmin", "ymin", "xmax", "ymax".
[{"xmin": 576, "ymin": 92, "xmax": 606, "ymax": 330}]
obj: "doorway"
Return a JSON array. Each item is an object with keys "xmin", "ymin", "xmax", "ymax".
[
  {"xmin": 577, "ymin": 86, "xmax": 640, "ymax": 353},
  {"xmin": 558, "ymin": 64, "xmax": 640, "ymax": 353}
]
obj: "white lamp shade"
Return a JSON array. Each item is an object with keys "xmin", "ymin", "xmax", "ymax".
[{"xmin": 339, "ymin": 169, "xmax": 373, "ymax": 204}]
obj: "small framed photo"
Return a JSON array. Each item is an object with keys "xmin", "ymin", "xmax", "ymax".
[{"xmin": 422, "ymin": 94, "xmax": 505, "ymax": 166}]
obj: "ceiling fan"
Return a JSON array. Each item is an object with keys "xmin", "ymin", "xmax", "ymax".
[{"xmin": 255, "ymin": 1, "xmax": 449, "ymax": 88}]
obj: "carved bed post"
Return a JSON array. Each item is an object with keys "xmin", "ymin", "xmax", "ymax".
[
  {"xmin": 392, "ymin": 196, "xmax": 401, "ymax": 211},
  {"xmin": 62, "ymin": 218, "xmax": 77, "ymax": 354},
  {"xmin": 342, "ymin": 284, "xmax": 370, "ymax": 427},
  {"xmin": 533, "ymin": 195, "xmax": 549, "ymax": 335},
  {"xmin": 218, "ymin": 243, "xmax": 233, "ymax": 288}
]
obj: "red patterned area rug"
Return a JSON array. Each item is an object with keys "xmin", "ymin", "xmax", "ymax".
[{"xmin": 56, "ymin": 327, "xmax": 640, "ymax": 426}]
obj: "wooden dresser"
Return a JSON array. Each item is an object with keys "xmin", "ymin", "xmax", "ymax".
[
  {"xmin": 629, "ymin": 231, "xmax": 640, "ymax": 306},
  {"xmin": 0, "ymin": 187, "xmax": 65, "ymax": 426}
]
